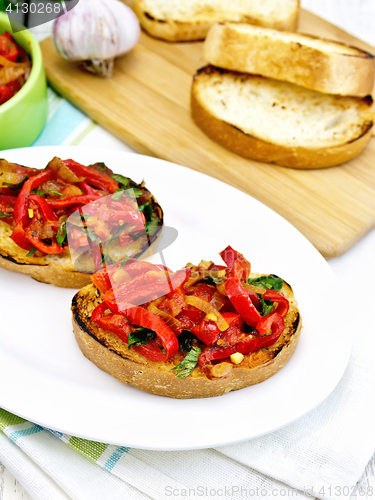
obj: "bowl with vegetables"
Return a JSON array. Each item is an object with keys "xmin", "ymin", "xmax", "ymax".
[{"xmin": 0, "ymin": 12, "xmax": 47, "ymax": 150}]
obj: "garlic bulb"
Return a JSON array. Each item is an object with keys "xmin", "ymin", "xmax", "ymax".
[{"xmin": 52, "ymin": 0, "xmax": 140, "ymax": 77}]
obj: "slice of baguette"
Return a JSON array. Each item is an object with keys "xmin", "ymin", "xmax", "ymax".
[
  {"xmin": 133, "ymin": 0, "xmax": 300, "ymax": 42},
  {"xmin": 191, "ymin": 65, "xmax": 374, "ymax": 169},
  {"xmin": 0, "ymin": 179, "xmax": 163, "ymax": 288},
  {"xmin": 71, "ymin": 275, "xmax": 302, "ymax": 399},
  {"xmin": 204, "ymin": 23, "xmax": 375, "ymax": 97}
]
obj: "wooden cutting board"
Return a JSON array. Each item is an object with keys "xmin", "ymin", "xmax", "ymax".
[{"xmin": 40, "ymin": 8, "xmax": 375, "ymax": 259}]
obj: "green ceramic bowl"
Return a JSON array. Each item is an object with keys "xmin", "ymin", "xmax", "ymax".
[{"xmin": 0, "ymin": 12, "xmax": 47, "ymax": 150}]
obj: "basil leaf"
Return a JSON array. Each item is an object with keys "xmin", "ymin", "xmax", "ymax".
[
  {"xmin": 258, "ymin": 294, "xmax": 273, "ymax": 317},
  {"xmin": 139, "ymin": 203, "xmax": 153, "ymax": 222},
  {"xmin": 111, "ymin": 190, "xmax": 124, "ymax": 200},
  {"xmin": 0, "ymin": 211, "xmax": 11, "ymax": 219},
  {"xmin": 172, "ymin": 346, "xmax": 202, "ymax": 379},
  {"xmin": 201, "ymin": 275, "xmax": 222, "ymax": 286},
  {"xmin": 247, "ymin": 275, "xmax": 284, "ymax": 291},
  {"xmin": 30, "ymin": 189, "xmax": 63, "ymax": 197},
  {"xmin": 128, "ymin": 328, "xmax": 156, "ymax": 348},
  {"xmin": 145, "ymin": 218, "xmax": 159, "ymax": 237},
  {"xmin": 132, "ymin": 188, "xmax": 143, "ymax": 198},
  {"xmin": 111, "ymin": 174, "xmax": 130, "ymax": 189}
]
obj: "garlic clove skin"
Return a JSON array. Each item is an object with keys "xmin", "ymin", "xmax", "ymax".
[{"xmin": 52, "ymin": 0, "xmax": 140, "ymax": 77}]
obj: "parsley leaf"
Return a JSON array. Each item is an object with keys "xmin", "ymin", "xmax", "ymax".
[
  {"xmin": 145, "ymin": 218, "xmax": 159, "ymax": 237},
  {"xmin": 172, "ymin": 346, "xmax": 202, "ymax": 379},
  {"xmin": 128, "ymin": 328, "xmax": 156, "ymax": 348},
  {"xmin": 247, "ymin": 275, "xmax": 284, "ymax": 291}
]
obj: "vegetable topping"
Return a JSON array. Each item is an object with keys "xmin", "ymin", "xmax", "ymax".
[
  {"xmin": 89, "ymin": 246, "xmax": 290, "ymax": 379},
  {"xmin": 0, "ymin": 157, "xmax": 161, "ymax": 267},
  {"xmin": 0, "ymin": 32, "xmax": 31, "ymax": 105}
]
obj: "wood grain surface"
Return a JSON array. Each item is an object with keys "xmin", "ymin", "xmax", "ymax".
[{"xmin": 39, "ymin": 8, "xmax": 375, "ymax": 260}]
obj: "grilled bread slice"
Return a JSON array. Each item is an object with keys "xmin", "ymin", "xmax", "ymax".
[
  {"xmin": 204, "ymin": 23, "xmax": 375, "ymax": 97},
  {"xmin": 133, "ymin": 0, "xmax": 300, "ymax": 42},
  {"xmin": 191, "ymin": 65, "xmax": 374, "ymax": 168},
  {"xmin": 72, "ymin": 275, "xmax": 301, "ymax": 399}
]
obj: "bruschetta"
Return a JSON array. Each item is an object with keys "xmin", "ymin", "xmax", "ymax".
[
  {"xmin": 0, "ymin": 157, "xmax": 163, "ymax": 287},
  {"xmin": 72, "ymin": 246, "xmax": 302, "ymax": 398}
]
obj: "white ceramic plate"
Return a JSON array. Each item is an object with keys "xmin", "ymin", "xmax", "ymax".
[{"xmin": 0, "ymin": 146, "xmax": 351, "ymax": 451}]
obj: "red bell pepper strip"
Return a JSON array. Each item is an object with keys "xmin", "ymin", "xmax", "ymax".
[
  {"xmin": 91, "ymin": 302, "xmax": 131, "ymax": 343},
  {"xmin": 10, "ymin": 222, "xmax": 33, "ymax": 251},
  {"xmin": 13, "ymin": 169, "xmax": 54, "ymax": 226},
  {"xmin": 104, "ymin": 303, "xmax": 179, "ymax": 361},
  {"xmin": 29, "ymin": 194, "xmax": 59, "ymax": 222},
  {"xmin": 46, "ymin": 194, "xmax": 102, "ymax": 209},
  {"xmin": 235, "ymin": 313, "xmax": 284, "ymax": 354},
  {"xmin": 193, "ymin": 317, "xmax": 220, "ymax": 345},
  {"xmin": 219, "ymin": 245, "xmax": 251, "ymax": 281},
  {"xmin": 225, "ymin": 266, "xmax": 262, "ymax": 328},
  {"xmin": 0, "ymin": 85, "xmax": 13, "ymax": 105},
  {"xmin": 91, "ymin": 261, "xmax": 123, "ymax": 293},
  {"xmin": 79, "ymin": 182, "xmax": 104, "ymax": 196},
  {"xmin": 63, "ymin": 159, "xmax": 119, "ymax": 194},
  {"xmin": 263, "ymin": 290, "xmax": 289, "ymax": 317},
  {"xmin": 24, "ymin": 225, "xmax": 65, "ymax": 254}
]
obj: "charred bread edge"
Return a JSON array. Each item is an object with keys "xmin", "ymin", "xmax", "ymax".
[
  {"xmin": 0, "ymin": 181, "xmax": 164, "ymax": 288},
  {"xmin": 204, "ymin": 24, "xmax": 375, "ymax": 97},
  {"xmin": 191, "ymin": 66, "xmax": 374, "ymax": 169},
  {"xmin": 71, "ymin": 282, "xmax": 302, "ymax": 399},
  {"xmin": 133, "ymin": 3, "xmax": 299, "ymax": 42}
]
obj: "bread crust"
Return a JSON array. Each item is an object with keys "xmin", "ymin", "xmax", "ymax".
[
  {"xmin": 204, "ymin": 23, "xmax": 375, "ymax": 97},
  {"xmin": 191, "ymin": 66, "xmax": 374, "ymax": 169},
  {"xmin": 0, "ymin": 180, "xmax": 163, "ymax": 288},
  {"xmin": 71, "ymin": 278, "xmax": 302, "ymax": 399},
  {"xmin": 133, "ymin": 0, "xmax": 300, "ymax": 42}
]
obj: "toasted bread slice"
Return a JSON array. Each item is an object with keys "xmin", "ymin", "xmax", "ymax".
[
  {"xmin": 191, "ymin": 65, "xmax": 374, "ymax": 169},
  {"xmin": 133, "ymin": 0, "xmax": 300, "ymax": 42},
  {"xmin": 72, "ymin": 275, "xmax": 301, "ymax": 399},
  {"xmin": 204, "ymin": 23, "xmax": 375, "ymax": 97},
  {"xmin": 0, "ymin": 178, "xmax": 163, "ymax": 288}
]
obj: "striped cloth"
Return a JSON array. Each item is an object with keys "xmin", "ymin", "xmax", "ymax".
[{"xmin": 1, "ymin": 88, "xmax": 375, "ymax": 500}]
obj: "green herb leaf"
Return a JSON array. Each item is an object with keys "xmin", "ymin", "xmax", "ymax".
[
  {"xmin": 145, "ymin": 218, "xmax": 159, "ymax": 237},
  {"xmin": 56, "ymin": 222, "xmax": 67, "ymax": 246},
  {"xmin": 128, "ymin": 328, "xmax": 156, "ymax": 348},
  {"xmin": 247, "ymin": 275, "xmax": 284, "ymax": 291},
  {"xmin": 172, "ymin": 346, "xmax": 202, "ymax": 379},
  {"xmin": 26, "ymin": 247, "xmax": 37, "ymax": 257},
  {"xmin": 30, "ymin": 189, "xmax": 63, "ymax": 197},
  {"xmin": 201, "ymin": 275, "xmax": 222, "ymax": 286},
  {"xmin": 0, "ymin": 211, "xmax": 11, "ymax": 219},
  {"xmin": 178, "ymin": 329, "xmax": 199, "ymax": 353},
  {"xmin": 111, "ymin": 190, "xmax": 124, "ymax": 201},
  {"xmin": 111, "ymin": 174, "xmax": 130, "ymax": 190},
  {"xmin": 132, "ymin": 188, "xmax": 143, "ymax": 198},
  {"xmin": 139, "ymin": 203, "xmax": 153, "ymax": 222}
]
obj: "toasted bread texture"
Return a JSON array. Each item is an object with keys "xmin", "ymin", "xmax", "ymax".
[
  {"xmin": 0, "ymin": 180, "xmax": 163, "ymax": 288},
  {"xmin": 204, "ymin": 23, "xmax": 375, "ymax": 97},
  {"xmin": 72, "ymin": 276, "xmax": 302, "ymax": 399},
  {"xmin": 191, "ymin": 66, "xmax": 374, "ymax": 169},
  {"xmin": 133, "ymin": 0, "xmax": 300, "ymax": 42}
]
